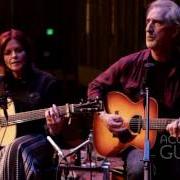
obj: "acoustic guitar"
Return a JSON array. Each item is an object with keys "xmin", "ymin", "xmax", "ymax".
[
  {"xmin": 93, "ymin": 91, "xmax": 177, "ymax": 156},
  {"xmin": 0, "ymin": 98, "xmax": 103, "ymax": 146}
]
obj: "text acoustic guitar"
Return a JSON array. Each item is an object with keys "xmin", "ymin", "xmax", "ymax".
[
  {"xmin": 93, "ymin": 91, "xmax": 177, "ymax": 157},
  {"xmin": 0, "ymin": 98, "xmax": 103, "ymax": 146}
]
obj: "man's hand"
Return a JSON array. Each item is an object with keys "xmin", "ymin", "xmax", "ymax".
[
  {"xmin": 100, "ymin": 111, "xmax": 126, "ymax": 133},
  {"xmin": 166, "ymin": 119, "xmax": 180, "ymax": 137},
  {"xmin": 45, "ymin": 104, "xmax": 66, "ymax": 135},
  {"xmin": 99, "ymin": 111, "xmax": 133, "ymax": 142}
]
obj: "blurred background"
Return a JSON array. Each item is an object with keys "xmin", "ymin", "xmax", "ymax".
[
  {"xmin": 1, "ymin": 0, "xmax": 180, "ymax": 146},
  {"xmin": 0, "ymin": 0, "xmax": 155, "ymax": 101}
]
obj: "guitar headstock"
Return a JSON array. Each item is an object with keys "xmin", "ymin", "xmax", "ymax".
[{"xmin": 72, "ymin": 98, "xmax": 104, "ymax": 113}]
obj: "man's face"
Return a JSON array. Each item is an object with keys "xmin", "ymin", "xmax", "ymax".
[{"xmin": 146, "ymin": 7, "xmax": 177, "ymax": 51}]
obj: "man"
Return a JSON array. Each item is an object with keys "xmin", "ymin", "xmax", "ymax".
[{"xmin": 87, "ymin": 0, "xmax": 180, "ymax": 179}]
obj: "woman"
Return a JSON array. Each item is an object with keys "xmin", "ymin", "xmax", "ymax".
[{"xmin": 0, "ymin": 29, "xmax": 64, "ymax": 180}]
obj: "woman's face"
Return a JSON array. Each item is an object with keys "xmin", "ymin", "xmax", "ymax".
[{"xmin": 3, "ymin": 39, "xmax": 26, "ymax": 77}]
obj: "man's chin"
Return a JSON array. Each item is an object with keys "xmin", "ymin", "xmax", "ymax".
[{"xmin": 146, "ymin": 42, "xmax": 156, "ymax": 49}]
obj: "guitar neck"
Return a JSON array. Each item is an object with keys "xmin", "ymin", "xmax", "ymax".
[
  {"xmin": 0, "ymin": 99, "xmax": 103, "ymax": 127},
  {"xmin": 142, "ymin": 118, "xmax": 177, "ymax": 130},
  {"xmin": 0, "ymin": 105, "xmax": 67, "ymax": 127}
]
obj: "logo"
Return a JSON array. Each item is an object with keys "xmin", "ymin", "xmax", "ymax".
[{"xmin": 159, "ymin": 135, "xmax": 180, "ymax": 159}]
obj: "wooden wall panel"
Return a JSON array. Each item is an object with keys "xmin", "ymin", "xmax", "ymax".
[{"xmin": 78, "ymin": 0, "xmax": 152, "ymax": 71}]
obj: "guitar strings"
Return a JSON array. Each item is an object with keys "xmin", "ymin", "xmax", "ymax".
[{"xmin": 124, "ymin": 117, "xmax": 175, "ymax": 130}]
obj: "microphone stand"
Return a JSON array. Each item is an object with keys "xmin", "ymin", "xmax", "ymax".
[
  {"xmin": 47, "ymin": 131, "xmax": 95, "ymax": 179},
  {"xmin": 47, "ymin": 136, "xmax": 69, "ymax": 179},
  {"xmin": 101, "ymin": 159, "xmax": 110, "ymax": 180},
  {"xmin": 47, "ymin": 131, "xmax": 111, "ymax": 180},
  {"xmin": 63, "ymin": 131, "xmax": 93, "ymax": 161},
  {"xmin": 143, "ymin": 87, "xmax": 151, "ymax": 180},
  {"xmin": 142, "ymin": 62, "xmax": 155, "ymax": 180}
]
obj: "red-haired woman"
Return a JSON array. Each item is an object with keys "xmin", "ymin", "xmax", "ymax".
[{"xmin": 0, "ymin": 29, "xmax": 64, "ymax": 180}]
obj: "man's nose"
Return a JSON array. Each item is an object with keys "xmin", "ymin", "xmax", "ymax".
[{"xmin": 146, "ymin": 21, "xmax": 154, "ymax": 33}]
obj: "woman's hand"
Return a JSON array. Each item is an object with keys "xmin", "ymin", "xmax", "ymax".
[{"xmin": 45, "ymin": 104, "xmax": 66, "ymax": 135}]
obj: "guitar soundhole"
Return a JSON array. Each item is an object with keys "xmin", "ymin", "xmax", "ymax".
[{"xmin": 129, "ymin": 115, "xmax": 142, "ymax": 134}]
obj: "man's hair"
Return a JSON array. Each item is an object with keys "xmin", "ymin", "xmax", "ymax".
[{"xmin": 147, "ymin": 0, "xmax": 180, "ymax": 25}]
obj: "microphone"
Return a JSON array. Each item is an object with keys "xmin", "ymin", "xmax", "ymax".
[
  {"xmin": 143, "ymin": 62, "xmax": 155, "ymax": 87},
  {"xmin": 140, "ymin": 62, "xmax": 155, "ymax": 96}
]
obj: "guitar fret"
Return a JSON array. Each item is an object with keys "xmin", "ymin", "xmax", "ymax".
[{"xmin": 141, "ymin": 118, "xmax": 176, "ymax": 130}]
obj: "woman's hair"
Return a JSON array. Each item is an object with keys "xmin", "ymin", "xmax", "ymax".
[
  {"xmin": 147, "ymin": 0, "xmax": 180, "ymax": 25},
  {"xmin": 0, "ymin": 29, "xmax": 34, "ymax": 67}
]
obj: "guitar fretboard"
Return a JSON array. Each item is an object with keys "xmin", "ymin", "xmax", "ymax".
[
  {"xmin": 0, "ymin": 100, "xmax": 103, "ymax": 127},
  {"xmin": 141, "ymin": 118, "xmax": 176, "ymax": 130},
  {"xmin": 0, "ymin": 106, "xmax": 68, "ymax": 126}
]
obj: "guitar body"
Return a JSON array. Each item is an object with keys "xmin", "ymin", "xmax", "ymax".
[
  {"xmin": 0, "ymin": 99, "xmax": 16, "ymax": 146},
  {"xmin": 93, "ymin": 91, "xmax": 158, "ymax": 156}
]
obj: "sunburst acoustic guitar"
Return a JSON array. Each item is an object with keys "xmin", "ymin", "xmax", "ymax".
[
  {"xmin": 0, "ymin": 98, "xmax": 103, "ymax": 146},
  {"xmin": 93, "ymin": 91, "xmax": 177, "ymax": 157}
]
